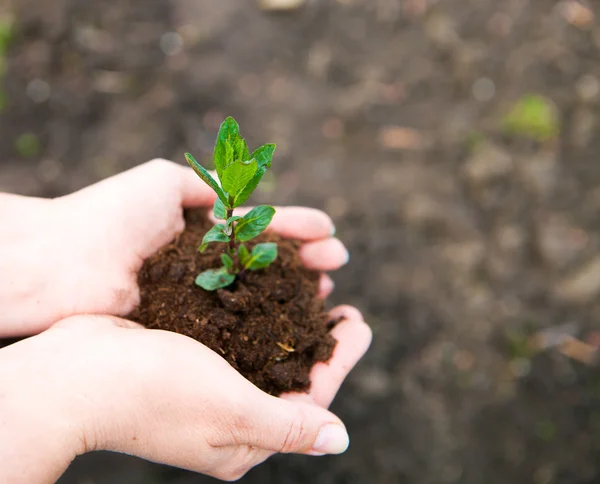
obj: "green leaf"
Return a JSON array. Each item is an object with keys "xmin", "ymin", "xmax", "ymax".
[
  {"xmin": 245, "ymin": 243, "xmax": 278, "ymax": 270},
  {"xmin": 221, "ymin": 159, "xmax": 258, "ymax": 197},
  {"xmin": 185, "ymin": 153, "xmax": 230, "ymax": 207},
  {"xmin": 195, "ymin": 267, "xmax": 236, "ymax": 291},
  {"xmin": 251, "ymin": 144, "xmax": 276, "ymax": 169},
  {"xmin": 232, "ymin": 167, "xmax": 265, "ymax": 207},
  {"xmin": 199, "ymin": 224, "xmax": 229, "ymax": 253},
  {"xmin": 213, "ymin": 198, "xmax": 227, "ymax": 220},
  {"xmin": 226, "ymin": 215, "xmax": 243, "ymax": 227},
  {"xmin": 238, "ymin": 244, "xmax": 250, "ymax": 266},
  {"xmin": 235, "ymin": 205, "xmax": 276, "ymax": 242},
  {"xmin": 221, "ymin": 253, "xmax": 234, "ymax": 270},
  {"xmin": 214, "ymin": 117, "xmax": 240, "ymax": 179},
  {"xmin": 233, "ymin": 136, "xmax": 250, "ymax": 162},
  {"xmin": 225, "ymin": 215, "xmax": 243, "ymax": 236},
  {"xmin": 232, "ymin": 145, "xmax": 275, "ymax": 207}
]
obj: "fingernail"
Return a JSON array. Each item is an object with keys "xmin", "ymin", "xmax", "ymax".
[
  {"xmin": 312, "ymin": 424, "xmax": 349, "ymax": 455},
  {"xmin": 330, "ymin": 225, "xmax": 336, "ymax": 236},
  {"xmin": 342, "ymin": 247, "xmax": 350, "ymax": 265}
]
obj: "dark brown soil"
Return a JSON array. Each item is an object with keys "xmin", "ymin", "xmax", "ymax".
[{"xmin": 128, "ymin": 208, "xmax": 336, "ymax": 396}]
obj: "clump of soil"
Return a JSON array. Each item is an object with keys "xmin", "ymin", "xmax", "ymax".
[{"xmin": 129, "ymin": 208, "xmax": 338, "ymax": 396}]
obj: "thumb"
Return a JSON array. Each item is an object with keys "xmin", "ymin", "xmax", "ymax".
[{"xmin": 228, "ymin": 390, "xmax": 350, "ymax": 456}]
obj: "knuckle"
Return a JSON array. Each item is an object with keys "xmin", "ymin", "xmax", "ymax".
[
  {"xmin": 144, "ymin": 159, "xmax": 180, "ymax": 186},
  {"xmin": 279, "ymin": 410, "xmax": 306, "ymax": 453},
  {"xmin": 216, "ymin": 467, "xmax": 249, "ymax": 482},
  {"xmin": 109, "ymin": 284, "xmax": 139, "ymax": 314}
]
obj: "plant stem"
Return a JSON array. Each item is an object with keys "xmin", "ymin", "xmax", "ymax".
[{"xmin": 226, "ymin": 208, "xmax": 238, "ymax": 265}]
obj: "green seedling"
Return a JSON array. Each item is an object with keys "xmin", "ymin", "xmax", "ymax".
[{"xmin": 185, "ymin": 116, "xmax": 277, "ymax": 291}]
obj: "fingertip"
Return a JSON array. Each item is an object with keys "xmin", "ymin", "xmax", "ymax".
[
  {"xmin": 311, "ymin": 422, "xmax": 349, "ymax": 455},
  {"xmin": 328, "ymin": 305, "xmax": 364, "ymax": 323},
  {"xmin": 300, "ymin": 238, "xmax": 349, "ymax": 271},
  {"xmin": 271, "ymin": 207, "xmax": 335, "ymax": 241},
  {"xmin": 330, "ymin": 317, "xmax": 373, "ymax": 357},
  {"xmin": 318, "ymin": 274, "xmax": 335, "ymax": 299}
]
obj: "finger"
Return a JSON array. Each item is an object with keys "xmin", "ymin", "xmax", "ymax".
[
  {"xmin": 318, "ymin": 273, "xmax": 335, "ymax": 299},
  {"xmin": 101, "ymin": 159, "xmax": 217, "ymax": 208},
  {"xmin": 299, "ymin": 238, "xmax": 349, "ymax": 271},
  {"xmin": 175, "ymin": 163, "xmax": 218, "ymax": 208},
  {"xmin": 226, "ymin": 394, "xmax": 350, "ymax": 456},
  {"xmin": 209, "ymin": 208, "xmax": 348, "ymax": 271},
  {"xmin": 210, "ymin": 206, "xmax": 335, "ymax": 241},
  {"xmin": 282, "ymin": 305, "xmax": 372, "ymax": 409}
]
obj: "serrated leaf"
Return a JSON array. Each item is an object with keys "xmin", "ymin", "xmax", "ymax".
[
  {"xmin": 213, "ymin": 198, "xmax": 227, "ymax": 220},
  {"xmin": 199, "ymin": 224, "xmax": 229, "ymax": 253},
  {"xmin": 251, "ymin": 143, "xmax": 276, "ymax": 169},
  {"xmin": 221, "ymin": 159, "xmax": 258, "ymax": 198},
  {"xmin": 185, "ymin": 153, "xmax": 229, "ymax": 207},
  {"xmin": 214, "ymin": 117, "xmax": 240, "ymax": 179},
  {"xmin": 235, "ymin": 205, "xmax": 276, "ymax": 242},
  {"xmin": 221, "ymin": 253, "xmax": 234, "ymax": 270},
  {"xmin": 245, "ymin": 242, "xmax": 277, "ymax": 270},
  {"xmin": 195, "ymin": 267, "xmax": 236, "ymax": 291},
  {"xmin": 238, "ymin": 244, "xmax": 250, "ymax": 266}
]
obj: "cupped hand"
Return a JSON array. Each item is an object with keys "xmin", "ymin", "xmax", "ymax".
[
  {"xmin": 0, "ymin": 306, "xmax": 371, "ymax": 483},
  {"xmin": 1, "ymin": 159, "xmax": 348, "ymax": 337}
]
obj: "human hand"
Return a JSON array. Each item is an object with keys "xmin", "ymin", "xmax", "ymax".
[
  {"xmin": 0, "ymin": 306, "xmax": 371, "ymax": 483},
  {"xmin": 0, "ymin": 159, "xmax": 348, "ymax": 337}
]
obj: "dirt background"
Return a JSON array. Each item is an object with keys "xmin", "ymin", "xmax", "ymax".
[{"xmin": 2, "ymin": 0, "xmax": 600, "ymax": 483}]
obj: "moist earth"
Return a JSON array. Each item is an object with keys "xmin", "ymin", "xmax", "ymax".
[{"xmin": 129, "ymin": 209, "xmax": 336, "ymax": 397}]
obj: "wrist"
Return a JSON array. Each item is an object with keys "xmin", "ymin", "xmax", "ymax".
[
  {"xmin": 0, "ymin": 331, "xmax": 86, "ymax": 483},
  {"xmin": 0, "ymin": 194, "xmax": 63, "ymax": 336}
]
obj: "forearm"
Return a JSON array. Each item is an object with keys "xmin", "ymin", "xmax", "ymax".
[
  {"xmin": 0, "ymin": 400, "xmax": 75, "ymax": 484},
  {"xmin": 0, "ymin": 333, "xmax": 83, "ymax": 483}
]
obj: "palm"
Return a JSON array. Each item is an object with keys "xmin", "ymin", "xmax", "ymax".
[{"xmin": 52, "ymin": 160, "xmax": 348, "ymax": 322}]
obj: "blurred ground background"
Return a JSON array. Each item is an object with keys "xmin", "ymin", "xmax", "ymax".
[{"xmin": 2, "ymin": 0, "xmax": 600, "ymax": 482}]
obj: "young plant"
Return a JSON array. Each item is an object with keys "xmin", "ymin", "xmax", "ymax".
[{"xmin": 185, "ymin": 116, "xmax": 277, "ymax": 291}]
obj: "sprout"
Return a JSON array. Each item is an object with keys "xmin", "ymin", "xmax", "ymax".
[{"xmin": 185, "ymin": 117, "xmax": 277, "ymax": 291}]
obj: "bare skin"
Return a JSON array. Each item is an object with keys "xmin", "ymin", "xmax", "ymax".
[{"xmin": 0, "ymin": 160, "xmax": 372, "ymax": 482}]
